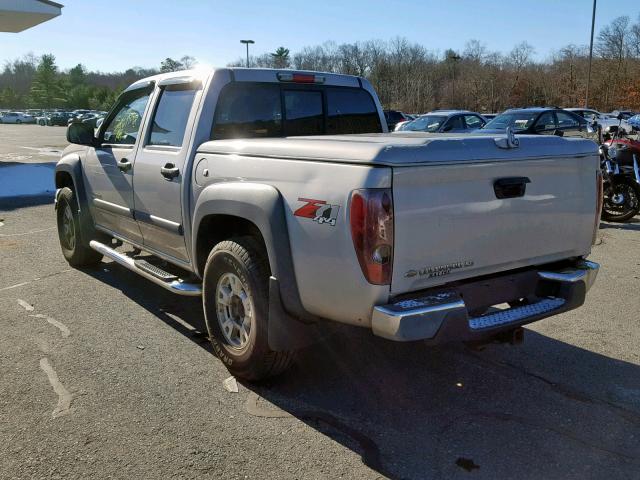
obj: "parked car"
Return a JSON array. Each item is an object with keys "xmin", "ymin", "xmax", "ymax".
[
  {"xmin": 0, "ymin": 111, "xmax": 36, "ymax": 124},
  {"xmin": 56, "ymin": 68, "xmax": 600, "ymax": 381},
  {"xmin": 610, "ymin": 110, "xmax": 635, "ymax": 120},
  {"xmin": 481, "ymin": 107, "xmax": 596, "ymax": 139},
  {"xmin": 395, "ymin": 110, "xmax": 486, "ymax": 133},
  {"xmin": 566, "ymin": 108, "xmax": 633, "ymax": 135},
  {"xmin": 384, "ymin": 110, "xmax": 411, "ymax": 130},
  {"xmin": 627, "ymin": 114, "xmax": 640, "ymax": 132}
]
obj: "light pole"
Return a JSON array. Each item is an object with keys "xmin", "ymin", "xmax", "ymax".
[
  {"xmin": 585, "ymin": 0, "xmax": 597, "ymax": 107},
  {"xmin": 240, "ymin": 39, "xmax": 255, "ymax": 68}
]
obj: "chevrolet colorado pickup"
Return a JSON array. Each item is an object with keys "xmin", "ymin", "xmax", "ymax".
[{"xmin": 55, "ymin": 68, "xmax": 600, "ymax": 380}]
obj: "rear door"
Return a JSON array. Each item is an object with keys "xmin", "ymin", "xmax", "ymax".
[
  {"xmin": 83, "ymin": 85, "xmax": 153, "ymax": 243},
  {"xmin": 132, "ymin": 78, "xmax": 201, "ymax": 263}
]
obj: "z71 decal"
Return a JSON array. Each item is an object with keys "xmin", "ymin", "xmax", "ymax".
[{"xmin": 294, "ymin": 198, "xmax": 340, "ymax": 226}]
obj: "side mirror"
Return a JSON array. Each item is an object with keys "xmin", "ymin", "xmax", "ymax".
[
  {"xmin": 534, "ymin": 124, "xmax": 545, "ymax": 132},
  {"xmin": 442, "ymin": 124, "xmax": 453, "ymax": 132},
  {"xmin": 617, "ymin": 113, "xmax": 625, "ymax": 120},
  {"xmin": 553, "ymin": 129, "xmax": 564, "ymax": 137},
  {"xmin": 67, "ymin": 121, "xmax": 95, "ymax": 146}
]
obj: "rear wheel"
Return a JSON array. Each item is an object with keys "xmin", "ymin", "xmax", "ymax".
[
  {"xmin": 56, "ymin": 187, "xmax": 103, "ymax": 266},
  {"xmin": 15, "ymin": 119, "xmax": 21, "ymax": 124},
  {"xmin": 202, "ymin": 236, "xmax": 294, "ymax": 381},
  {"xmin": 601, "ymin": 177, "xmax": 640, "ymax": 223}
]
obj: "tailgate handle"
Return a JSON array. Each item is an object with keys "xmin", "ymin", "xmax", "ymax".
[{"xmin": 494, "ymin": 177, "xmax": 531, "ymax": 199}]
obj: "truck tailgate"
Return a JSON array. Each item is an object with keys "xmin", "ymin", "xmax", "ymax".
[{"xmin": 391, "ymin": 154, "xmax": 599, "ymax": 294}]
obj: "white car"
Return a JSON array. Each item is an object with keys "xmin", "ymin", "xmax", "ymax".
[
  {"xmin": 566, "ymin": 108, "xmax": 632, "ymax": 134},
  {"xmin": 0, "ymin": 111, "xmax": 36, "ymax": 124}
]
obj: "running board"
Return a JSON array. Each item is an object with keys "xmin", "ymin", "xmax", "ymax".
[{"xmin": 89, "ymin": 240, "xmax": 202, "ymax": 297}]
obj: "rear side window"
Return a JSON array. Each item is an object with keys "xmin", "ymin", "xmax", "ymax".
[
  {"xmin": 211, "ymin": 82, "xmax": 382, "ymax": 140},
  {"xmin": 148, "ymin": 87, "xmax": 196, "ymax": 147},
  {"xmin": 327, "ymin": 88, "xmax": 381, "ymax": 134},
  {"xmin": 212, "ymin": 83, "xmax": 282, "ymax": 139},
  {"xmin": 284, "ymin": 90, "xmax": 323, "ymax": 136}
]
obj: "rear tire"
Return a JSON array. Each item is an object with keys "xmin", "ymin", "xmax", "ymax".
[
  {"xmin": 16, "ymin": 119, "xmax": 21, "ymax": 124},
  {"xmin": 56, "ymin": 187, "xmax": 103, "ymax": 266},
  {"xmin": 202, "ymin": 236, "xmax": 294, "ymax": 381}
]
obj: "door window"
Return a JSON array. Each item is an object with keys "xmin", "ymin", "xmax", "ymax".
[
  {"xmin": 148, "ymin": 87, "xmax": 197, "ymax": 147},
  {"xmin": 464, "ymin": 114, "xmax": 484, "ymax": 129},
  {"xmin": 101, "ymin": 88, "xmax": 152, "ymax": 145},
  {"xmin": 443, "ymin": 115, "xmax": 465, "ymax": 131},
  {"xmin": 535, "ymin": 112, "xmax": 557, "ymax": 131},
  {"xmin": 556, "ymin": 111, "xmax": 580, "ymax": 129}
]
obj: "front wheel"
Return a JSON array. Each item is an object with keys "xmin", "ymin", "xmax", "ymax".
[
  {"xmin": 601, "ymin": 177, "xmax": 640, "ymax": 223},
  {"xmin": 202, "ymin": 236, "xmax": 294, "ymax": 381},
  {"xmin": 56, "ymin": 187, "xmax": 103, "ymax": 266}
]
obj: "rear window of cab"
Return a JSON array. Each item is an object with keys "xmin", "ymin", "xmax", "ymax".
[{"xmin": 211, "ymin": 82, "xmax": 382, "ymax": 139}]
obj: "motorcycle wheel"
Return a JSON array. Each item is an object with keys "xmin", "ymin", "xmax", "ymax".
[{"xmin": 601, "ymin": 177, "xmax": 640, "ymax": 223}]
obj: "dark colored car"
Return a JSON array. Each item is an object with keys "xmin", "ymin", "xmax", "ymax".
[
  {"xmin": 383, "ymin": 110, "xmax": 410, "ymax": 131},
  {"xmin": 396, "ymin": 110, "xmax": 486, "ymax": 133},
  {"xmin": 481, "ymin": 107, "xmax": 595, "ymax": 139},
  {"xmin": 48, "ymin": 112, "xmax": 72, "ymax": 126}
]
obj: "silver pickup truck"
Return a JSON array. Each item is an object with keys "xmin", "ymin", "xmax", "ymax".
[{"xmin": 55, "ymin": 68, "xmax": 600, "ymax": 380}]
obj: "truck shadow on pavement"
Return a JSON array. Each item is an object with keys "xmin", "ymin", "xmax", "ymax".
[
  {"xmin": 85, "ymin": 262, "xmax": 640, "ymax": 480},
  {"xmin": 599, "ymin": 219, "xmax": 640, "ymax": 232}
]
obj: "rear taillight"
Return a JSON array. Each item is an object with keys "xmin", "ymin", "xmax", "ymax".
[
  {"xmin": 349, "ymin": 189, "xmax": 394, "ymax": 285},
  {"xmin": 593, "ymin": 170, "xmax": 603, "ymax": 245}
]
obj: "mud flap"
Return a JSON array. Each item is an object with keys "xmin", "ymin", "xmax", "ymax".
[{"xmin": 268, "ymin": 276, "xmax": 323, "ymax": 351}]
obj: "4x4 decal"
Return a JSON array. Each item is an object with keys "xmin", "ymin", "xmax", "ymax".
[{"xmin": 294, "ymin": 198, "xmax": 340, "ymax": 226}]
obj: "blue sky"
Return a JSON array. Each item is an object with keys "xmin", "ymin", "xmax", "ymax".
[{"xmin": 2, "ymin": 0, "xmax": 638, "ymax": 72}]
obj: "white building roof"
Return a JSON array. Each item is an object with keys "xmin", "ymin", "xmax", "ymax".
[{"xmin": 0, "ymin": 0, "xmax": 63, "ymax": 32}]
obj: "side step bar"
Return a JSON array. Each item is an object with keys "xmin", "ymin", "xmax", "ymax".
[{"xmin": 89, "ymin": 240, "xmax": 202, "ymax": 297}]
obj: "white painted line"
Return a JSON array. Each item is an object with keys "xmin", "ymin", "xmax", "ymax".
[
  {"xmin": 29, "ymin": 313, "xmax": 71, "ymax": 338},
  {"xmin": 17, "ymin": 299, "xmax": 35, "ymax": 311},
  {"xmin": 0, "ymin": 269, "xmax": 73, "ymax": 293},
  {"xmin": 39, "ymin": 358, "xmax": 73, "ymax": 418},
  {"xmin": 0, "ymin": 227, "xmax": 56, "ymax": 238}
]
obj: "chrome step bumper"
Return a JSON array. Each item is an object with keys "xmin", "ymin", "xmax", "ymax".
[
  {"xmin": 372, "ymin": 260, "xmax": 599, "ymax": 342},
  {"xmin": 89, "ymin": 240, "xmax": 202, "ymax": 297}
]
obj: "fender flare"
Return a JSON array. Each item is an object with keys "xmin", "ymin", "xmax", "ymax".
[{"xmin": 192, "ymin": 182, "xmax": 321, "ymax": 350}]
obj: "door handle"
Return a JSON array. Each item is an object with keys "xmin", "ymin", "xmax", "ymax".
[
  {"xmin": 161, "ymin": 163, "xmax": 180, "ymax": 180},
  {"xmin": 494, "ymin": 177, "xmax": 531, "ymax": 199},
  {"xmin": 118, "ymin": 158, "xmax": 132, "ymax": 172}
]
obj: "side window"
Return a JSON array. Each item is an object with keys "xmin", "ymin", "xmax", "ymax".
[
  {"xmin": 148, "ymin": 87, "xmax": 196, "ymax": 147},
  {"xmin": 212, "ymin": 83, "xmax": 281, "ymax": 139},
  {"xmin": 284, "ymin": 90, "xmax": 323, "ymax": 136},
  {"xmin": 535, "ymin": 112, "xmax": 557, "ymax": 131},
  {"xmin": 556, "ymin": 111, "xmax": 579, "ymax": 129},
  {"xmin": 326, "ymin": 88, "xmax": 381, "ymax": 134},
  {"xmin": 102, "ymin": 88, "xmax": 152, "ymax": 145},
  {"xmin": 444, "ymin": 115, "xmax": 465, "ymax": 131},
  {"xmin": 464, "ymin": 114, "xmax": 484, "ymax": 129}
]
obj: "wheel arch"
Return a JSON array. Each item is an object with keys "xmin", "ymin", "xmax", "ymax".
[{"xmin": 192, "ymin": 182, "xmax": 309, "ymax": 322}]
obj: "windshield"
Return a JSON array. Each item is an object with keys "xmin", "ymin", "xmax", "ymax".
[
  {"xmin": 484, "ymin": 111, "xmax": 539, "ymax": 131},
  {"xmin": 400, "ymin": 115, "xmax": 447, "ymax": 132}
]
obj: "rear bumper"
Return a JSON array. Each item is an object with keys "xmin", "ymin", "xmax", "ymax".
[{"xmin": 372, "ymin": 260, "xmax": 599, "ymax": 343}]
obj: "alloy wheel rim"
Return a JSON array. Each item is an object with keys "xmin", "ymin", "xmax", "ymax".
[
  {"xmin": 215, "ymin": 272, "xmax": 253, "ymax": 349},
  {"xmin": 61, "ymin": 203, "xmax": 76, "ymax": 250}
]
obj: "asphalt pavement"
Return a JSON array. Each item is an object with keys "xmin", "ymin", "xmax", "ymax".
[{"xmin": 1, "ymin": 125, "xmax": 639, "ymax": 479}]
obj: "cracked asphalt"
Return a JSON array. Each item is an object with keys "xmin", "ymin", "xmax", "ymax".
[{"xmin": 1, "ymin": 125, "xmax": 640, "ymax": 479}]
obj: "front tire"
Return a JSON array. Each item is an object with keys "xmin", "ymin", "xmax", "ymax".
[
  {"xmin": 203, "ymin": 236, "xmax": 294, "ymax": 381},
  {"xmin": 601, "ymin": 177, "xmax": 640, "ymax": 223},
  {"xmin": 56, "ymin": 187, "xmax": 103, "ymax": 266}
]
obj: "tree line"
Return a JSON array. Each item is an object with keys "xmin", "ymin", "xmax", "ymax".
[
  {"xmin": 0, "ymin": 54, "xmax": 195, "ymax": 110},
  {"xmin": 230, "ymin": 13, "xmax": 640, "ymax": 113},
  {"xmin": 2, "ymin": 13, "xmax": 640, "ymax": 113}
]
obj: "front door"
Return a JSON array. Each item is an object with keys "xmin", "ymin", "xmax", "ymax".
[
  {"xmin": 83, "ymin": 85, "xmax": 153, "ymax": 243},
  {"xmin": 132, "ymin": 81, "xmax": 200, "ymax": 263}
]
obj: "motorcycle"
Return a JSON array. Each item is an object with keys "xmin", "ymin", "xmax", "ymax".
[{"xmin": 597, "ymin": 118, "xmax": 640, "ymax": 222}]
